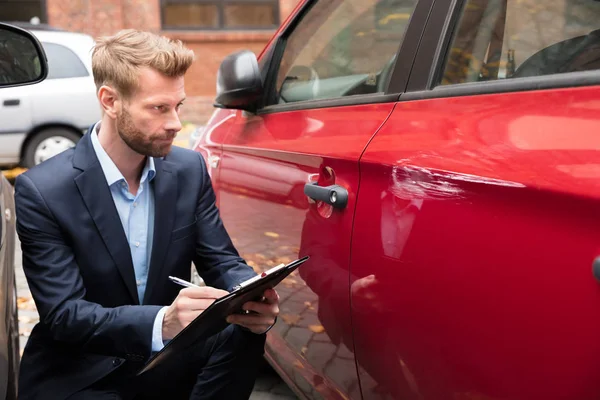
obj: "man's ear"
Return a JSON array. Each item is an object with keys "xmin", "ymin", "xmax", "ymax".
[{"xmin": 98, "ymin": 85, "xmax": 121, "ymax": 119}]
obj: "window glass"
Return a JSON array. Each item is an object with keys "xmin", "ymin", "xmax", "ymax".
[
  {"xmin": 271, "ymin": 0, "xmax": 419, "ymax": 105},
  {"xmin": 43, "ymin": 43, "xmax": 89, "ymax": 80},
  {"xmin": 161, "ymin": 1, "xmax": 278, "ymax": 30},
  {"xmin": 162, "ymin": 3, "xmax": 219, "ymax": 29},
  {"xmin": 224, "ymin": 4, "xmax": 276, "ymax": 28},
  {"xmin": 0, "ymin": 0, "xmax": 46, "ymax": 23},
  {"xmin": 441, "ymin": 0, "xmax": 600, "ymax": 85}
]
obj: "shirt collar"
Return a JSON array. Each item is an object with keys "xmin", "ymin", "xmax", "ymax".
[{"xmin": 90, "ymin": 122, "xmax": 156, "ymax": 187}]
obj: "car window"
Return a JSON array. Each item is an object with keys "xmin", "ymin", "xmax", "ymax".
[
  {"xmin": 269, "ymin": 0, "xmax": 419, "ymax": 105},
  {"xmin": 43, "ymin": 42, "xmax": 89, "ymax": 80},
  {"xmin": 440, "ymin": 0, "xmax": 600, "ymax": 85}
]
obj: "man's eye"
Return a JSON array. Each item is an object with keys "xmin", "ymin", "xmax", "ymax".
[{"xmin": 154, "ymin": 106, "xmax": 165, "ymax": 112}]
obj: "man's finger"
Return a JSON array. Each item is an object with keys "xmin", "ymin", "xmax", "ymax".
[
  {"xmin": 262, "ymin": 288, "xmax": 279, "ymax": 304},
  {"xmin": 243, "ymin": 301, "xmax": 279, "ymax": 316}
]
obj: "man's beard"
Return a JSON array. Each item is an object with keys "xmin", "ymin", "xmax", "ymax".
[{"xmin": 117, "ymin": 106, "xmax": 172, "ymax": 158}]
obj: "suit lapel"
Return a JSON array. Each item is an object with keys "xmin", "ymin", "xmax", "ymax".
[
  {"xmin": 73, "ymin": 133, "xmax": 140, "ymax": 304},
  {"xmin": 143, "ymin": 158, "xmax": 177, "ymax": 304}
]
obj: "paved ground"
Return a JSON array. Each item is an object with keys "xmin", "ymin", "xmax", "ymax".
[{"xmin": 8, "ymin": 125, "xmax": 298, "ymax": 399}]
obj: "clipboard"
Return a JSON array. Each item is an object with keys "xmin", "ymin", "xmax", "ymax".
[{"xmin": 137, "ymin": 255, "xmax": 310, "ymax": 375}]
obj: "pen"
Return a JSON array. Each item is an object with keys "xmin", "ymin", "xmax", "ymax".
[{"xmin": 168, "ymin": 275, "xmax": 201, "ymax": 289}]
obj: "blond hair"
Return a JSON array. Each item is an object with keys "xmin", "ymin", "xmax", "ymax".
[{"xmin": 92, "ymin": 29, "xmax": 194, "ymax": 97}]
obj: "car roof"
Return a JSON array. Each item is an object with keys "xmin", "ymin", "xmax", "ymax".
[{"xmin": 32, "ymin": 29, "xmax": 96, "ymax": 71}]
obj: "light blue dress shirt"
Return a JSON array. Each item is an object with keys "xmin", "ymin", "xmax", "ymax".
[{"xmin": 90, "ymin": 123, "xmax": 167, "ymax": 352}]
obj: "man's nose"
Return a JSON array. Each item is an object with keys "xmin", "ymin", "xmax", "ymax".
[{"xmin": 165, "ymin": 109, "xmax": 182, "ymax": 132}]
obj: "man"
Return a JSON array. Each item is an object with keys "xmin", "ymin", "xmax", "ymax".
[{"xmin": 14, "ymin": 29, "xmax": 279, "ymax": 399}]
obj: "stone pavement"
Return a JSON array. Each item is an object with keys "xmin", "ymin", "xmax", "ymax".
[{"xmin": 9, "ymin": 124, "xmax": 298, "ymax": 399}]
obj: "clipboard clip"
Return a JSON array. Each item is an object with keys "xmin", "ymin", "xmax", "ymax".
[{"xmin": 232, "ymin": 263, "xmax": 286, "ymax": 291}]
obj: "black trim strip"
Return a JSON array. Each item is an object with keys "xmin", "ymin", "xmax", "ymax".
[
  {"xmin": 406, "ymin": 0, "xmax": 458, "ymax": 92},
  {"xmin": 386, "ymin": 0, "xmax": 435, "ymax": 94},
  {"xmin": 257, "ymin": 93, "xmax": 399, "ymax": 115},
  {"xmin": 400, "ymin": 70, "xmax": 600, "ymax": 101}
]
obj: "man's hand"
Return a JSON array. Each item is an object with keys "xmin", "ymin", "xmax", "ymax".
[
  {"xmin": 226, "ymin": 288, "xmax": 280, "ymax": 334},
  {"xmin": 162, "ymin": 286, "xmax": 229, "ymax": 340}
]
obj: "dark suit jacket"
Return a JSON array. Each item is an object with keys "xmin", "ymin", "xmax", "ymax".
[{"xmin": 14, "ymin": 131, "xmax": 256, "ymax": 399}]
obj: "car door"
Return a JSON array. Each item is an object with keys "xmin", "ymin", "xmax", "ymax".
[
  {"xmin": 31, "ymin": 41, "xmax": 99, "ymax": 128},
  {"xmin": 351, "ymin": 0, "xmax": 600, "ymax": 398},
  {"xmin": 212, "ymin": 0, "xmax": 429, "ymax": 398},
  {"xmin": 0, "ymin": 84, "xmax": 33, "ymax": 164}
]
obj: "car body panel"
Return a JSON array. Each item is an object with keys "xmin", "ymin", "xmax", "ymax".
[
  {"xmin": 0, "ymin": 134, "xmax": 26, "ymax": 165},
  {"xmin": 351, "ymin": 85, "xmax": 600, "ymax": 399},
  {"xmin": 0, "ymin": 174, "xmax": 17, "ymax": 400},
  {"xmin": 198, "ymin": 0, "xmax": 600, "ymax": 397},
  {"xmin": 214, "ymin": 103, "xmax": 395, "ymax": 399}
]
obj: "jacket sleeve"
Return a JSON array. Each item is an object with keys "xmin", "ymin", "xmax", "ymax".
[
  {"xmin": 14, "ymin": 173, "xmax": 161, "ymax": 361},
  {"xmin": 192, "ymin": 152, "xmax": 257, "ymax": 291}
]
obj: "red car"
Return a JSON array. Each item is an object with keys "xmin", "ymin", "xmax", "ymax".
[{"xmin": 196, "ymin": 0, "xmax": 600, "ymax": 398}]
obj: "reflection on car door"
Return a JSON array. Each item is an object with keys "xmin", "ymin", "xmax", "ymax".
[
  {"xmin": 220, "ymin": 105, "xmax": 393, "ymax": 399},
  {"xmin": 214, "ymin": 0, "xmax": 423, "ymax": 397},
  {"xmin": 351, "ymin": 0, "xmax": 600, "ymax": 398}
]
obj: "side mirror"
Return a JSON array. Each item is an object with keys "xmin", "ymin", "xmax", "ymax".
[
  {"xmin": 215, "ymin": 50, "xmax": 263, "ymax": 112},
  {"xmin": 0, "ymin": 23, "xmax": 48, "ymax": 88}
]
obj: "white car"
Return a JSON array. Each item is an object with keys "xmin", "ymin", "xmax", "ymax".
[{"xmin": 0, "ymin": 24, "xmax": 100, "ymax": 168}]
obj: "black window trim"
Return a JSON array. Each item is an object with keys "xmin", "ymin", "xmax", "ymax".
[
  {"xmin": 403, "ymin": 0, "xmax": 600, "ymax": 101},
  {"xmin": 255, "ymin": 0, "xmax": 436, "ymax": 116},
  {"xmin": 160, "ymin": 0, "xmax": 280, "ymax": 31}
]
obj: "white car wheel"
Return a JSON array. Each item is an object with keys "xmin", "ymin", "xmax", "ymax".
[
  {"xmin": 23, "ymin": 128, "xmax": 81, "ymax": 168},
  {"xmin": 34, "ymin": 136, "xmax": 77, "ymax": 165}
]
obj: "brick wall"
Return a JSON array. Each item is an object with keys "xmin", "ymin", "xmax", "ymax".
[{"xmin": 46, "ymin": 0, "xmax": 302, "ymax": 123}]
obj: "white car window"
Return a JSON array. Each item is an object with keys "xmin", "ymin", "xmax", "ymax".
[{"xmin": 43, "ymin": 42, "xmax": 89, "ymax": 80}]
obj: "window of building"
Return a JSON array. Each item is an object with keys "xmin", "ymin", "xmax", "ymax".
[
  {"xmin": 0, "ymin": 0, "xmax": 46, "ymax": 23},
  {"xmin": 440, "ymin": 0, "xmax": 600, "ymax": 85},
  {"xmin": 161, "ymin": 0, "xmax": 279, "ymax": 30}
]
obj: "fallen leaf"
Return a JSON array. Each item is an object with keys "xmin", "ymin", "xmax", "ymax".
[
  {"xmin": 280, "ymin": 314, "xmax": 302, "ymax": 326},
  {"xmin": 264, "ymin": 232, "xmax": 280, "ymax": 238},
  {"xmin": 17, "ymin": 297, "xmax": 36, "ymax": 311},
  {"xmin": 301, "ymin": 346, "xmax": 308, "ymax": 356},
  {"xmin": 303, "ymin": 301, "xmax": 312, "ymax": 307},
  {"xmin": 293, "ymin": 360, "xmax": 304, "ymax": 369},
  {"xmin": 309, "ymin": 325, "xmax": 325, "ymax": 333}
]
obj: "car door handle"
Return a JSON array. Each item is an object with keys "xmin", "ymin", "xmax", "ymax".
[
  {"xmin": 3, "ymin": 99, "xmax": 20, "ymax": 107},
  {"xmin": 304, "ymin": 182, "xmax": 348, "ymax": 209}
]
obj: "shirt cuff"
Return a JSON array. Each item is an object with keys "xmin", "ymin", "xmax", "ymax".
[{"xmin": 151, "ymin": 306, "xmax": 169, "ymax": 352}]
